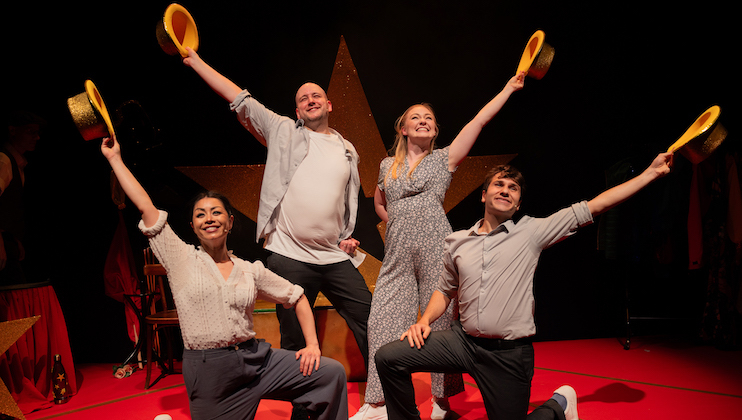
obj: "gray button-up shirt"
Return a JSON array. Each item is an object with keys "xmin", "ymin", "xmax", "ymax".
[
  {"xmin": 438, "ymin": 201, "xmax": 593, "ymax": 340},
  {"xmin": 229, "ymin": 90, "xmax": 361, "ymax": 244}
]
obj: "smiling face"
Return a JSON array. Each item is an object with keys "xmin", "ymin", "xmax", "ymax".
[
  {"xmin": 482, "ymin": 172, "xmax": 522, "ymax": 221},
  {"xmin": 191, "ymin": 197, "xmax": 234, "ymax": 246},
  {"xmin": 400, "ymin": 104, "xmax": 438, "ymax": 146},
  {"xmin": 295, "ymin": 82, "xmax": 332, "ymax": 127}
]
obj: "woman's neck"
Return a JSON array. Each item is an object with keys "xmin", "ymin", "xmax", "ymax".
[
  {"xmin": 200, "ymin": 241, "xmax": 231, "ymax": 263},
  {"xmin": 406, "ymin": 142, "xmax": 430, "ymax": 165}
]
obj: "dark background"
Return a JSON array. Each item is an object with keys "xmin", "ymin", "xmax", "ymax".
[{"xmin": 6, "ymin": 1, "xmax": 739, "ymax": 362}]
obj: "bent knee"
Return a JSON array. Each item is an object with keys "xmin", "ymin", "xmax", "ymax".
[
  {"xmin": 374, "ymin": 341, "xmax": 400, "ymax": 371},
  {"xmin": 321, "ymin": 357, "xmax": 347, "ymax": 380}
]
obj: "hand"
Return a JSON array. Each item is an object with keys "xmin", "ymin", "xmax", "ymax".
[
  {"xmin": 400, "ymin": 322, "xmax": 431, "ymax": 349},
  {"xmin": 101, "ymin": 136, "xmax": 121, "ymax": 161},
  {"xmin": 182, "ymin": 47, "xmax": 201, "ymax": 68},
  {"xmin": 295, "ymin": 344, "xmax": 321, "ymax": 376},
  {"xmin": 506, "ymin": 71, "xmax": 526, "ymax": 92},
  {"xmin": 339, "ymin": 237, "xmax": 360, "ymax": 256},
  {"xmin": 649, "ymin": 151, "xmax": 673, "ymax": 179}
]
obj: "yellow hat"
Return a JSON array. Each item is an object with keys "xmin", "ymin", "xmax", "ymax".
[
  {"xmin": 67, "ymin": 80, "xmax": 115, "ymax": 141},
  {"xmin": 156, "ymin": 3, "xmax": 199, "ymax": 57},
  {"xmin": 516, "ymin": 30, "xmax": 554, "ymax": 80},
  {"xmin": 667, "ymin": 105, "xmax": 727, "ymax": 164}
]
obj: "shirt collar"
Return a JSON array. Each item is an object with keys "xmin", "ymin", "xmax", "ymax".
[{"xmin": 468, "ymin": 218, "xmax": 515, "ymax": 236}]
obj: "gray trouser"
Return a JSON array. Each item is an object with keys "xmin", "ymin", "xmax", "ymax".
[{"xmin": 183, "ymin": 339, "xmax": 348, "ymax": 420}]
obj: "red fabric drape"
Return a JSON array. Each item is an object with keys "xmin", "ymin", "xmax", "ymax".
[
  {"xmin": 0, "ymin": 284, "xmax": 76, "ymax": 414},
  {"xmin": 103, "ymin": 211, "xmax": 141, "ymax": 343}
]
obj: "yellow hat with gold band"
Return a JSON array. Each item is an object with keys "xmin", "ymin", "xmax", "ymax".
[
  {"xmin": 66, "ymin": 80, "xmax": 115, "ymax": 141},
  {"xmin": 516, "ymin": 30, "xmax": 554, "ymax": 80},
  {"xmin": 156, "ymin": 3, "xmax": 199, "ymax": 57},
  {"xmin": 667, "ymin": 105, "xmax": 727, "ymax": 164}
]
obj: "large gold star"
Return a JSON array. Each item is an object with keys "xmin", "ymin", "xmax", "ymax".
[
  {"xmin": 176, "ymin": 36, "xmax": 515, "ymax": 295},
  {"xmin": 0, "ymin": 315, "xmax": 40, "ymax": 420}
]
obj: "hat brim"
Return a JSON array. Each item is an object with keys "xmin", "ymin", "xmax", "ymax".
[
  {"xmin": 66, "ymin": 80, "xmax": 115, "ymax": 141},
  {"xmin": 156, "ymin": 3, "xmax": 199, "ymax": 57},
  {"xmin": 516, "ymin": 30, "xmax": 554, "ymax": 80},
  {"xmin": 667, "ymin": 105, "xmax": 727, "ymax": 164}
]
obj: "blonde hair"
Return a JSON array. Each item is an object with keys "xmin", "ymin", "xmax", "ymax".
[{"xmin": 385, "ymin": 103, "xmax": 440, "ymax": 185}]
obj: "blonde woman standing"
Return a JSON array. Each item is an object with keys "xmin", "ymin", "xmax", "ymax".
[{"xmin": 352, "ymin": 71, "xmax": 525, "ymax": 420}]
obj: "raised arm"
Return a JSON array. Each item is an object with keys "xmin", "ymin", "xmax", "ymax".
[
  {"xmin": 447, "ymin": 71, "xmax": 525, "ymax": 171},
  {"xmin": 182, "ymin": 47, "xmax": 243, "ymax": 104},
  {"xmin": 101, "ymin": 137, "xmax": 160, "ymax": 227},
  {"xmin": 587, "ymin": 152, "xmax": 673, "ymax": 216}
]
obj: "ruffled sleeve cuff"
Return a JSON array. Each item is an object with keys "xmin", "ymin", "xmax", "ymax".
[
  {"xmin": 138, "ymin": 210, "xmax": 169, "ymax": 237},
  {"xmin": 285, "ymin": 283, "xmax": 305, "ymax": 307}
]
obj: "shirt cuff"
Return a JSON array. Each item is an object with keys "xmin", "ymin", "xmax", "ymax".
[
  {"xmin": 286, "ymin": 284, "xmax": 305, "ymax": 306},
  {"xmin": 229, "ymin": 90, "xmax": 252, "ymax": 111},
  {"xmin": 138, "ymin": 210, "xmax": 169, "ymax": 237},
  {"xmin": 572, "ymin": 201, "xmax": 593, "ymax": 228}
]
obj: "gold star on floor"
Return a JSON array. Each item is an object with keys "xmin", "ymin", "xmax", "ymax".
[
  {"xmin": 176, "ymin": 36, "xmax": 516, "ymax": 295},
  {"xmin": 1, "ymin": 315, "xmax": 40, "ymax": 420}
]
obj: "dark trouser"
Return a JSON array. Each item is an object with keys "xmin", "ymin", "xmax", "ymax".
[
  {"xmin": 375, "ymin": 321, "xmax": 565, "ymax": 420},
  {"xmin": 268, "ymin": 253, "xmax": 371, "ymax": 366},
  {"xmin": 183, "ymin": 339, "xmax": 348, "ymax": 420}
]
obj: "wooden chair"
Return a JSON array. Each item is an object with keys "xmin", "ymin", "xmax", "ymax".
[{"xmin": 143, "ymin": 248, "xmax": 181, "ymax": 389}]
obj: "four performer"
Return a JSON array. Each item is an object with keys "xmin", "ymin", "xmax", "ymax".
[{"xmin": 71, "ymin": 7, "xmax": 691, "ymax": 419}]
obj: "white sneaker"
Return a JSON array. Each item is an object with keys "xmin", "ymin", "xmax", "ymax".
[
  {"xmin": 554, "ymin": 385, "xmax": 579, "ymax": 420},
  {"xmin": 431, "ymin": 397, "xmax": 451, "ymax": 420},
  {"xmin": 349, "ymin": 403, "xmax": 388, "ymax": 420}
]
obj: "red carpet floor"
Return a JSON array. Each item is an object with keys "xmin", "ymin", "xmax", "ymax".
[{"xmin": 20, "ymin": 336, "xmax": 742, "ymax": 420}]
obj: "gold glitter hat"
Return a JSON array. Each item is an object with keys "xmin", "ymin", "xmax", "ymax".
[
  {"xmin": 516, "ymin": 30, "xmax": 554, "ymax": 80},
  {"xmin": 156, "ymin": 3, "xmax": 199, "ymax": 57},
  {"xmin": 667, "ymin": 105, "xmax": 727, "ymax": 164},
  {"xmin": 66, "ymin": 80, "xmax": 115, "ymax": 141}
]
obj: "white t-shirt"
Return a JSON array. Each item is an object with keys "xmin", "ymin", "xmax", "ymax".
[{"xmin": 265, "ymin": 130, "xmax": 352, "ymax": 265}]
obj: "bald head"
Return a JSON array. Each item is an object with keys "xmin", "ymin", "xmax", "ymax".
[{"xmin": 295, "ymin": 82, "xmax": 332, "ymax": 132}]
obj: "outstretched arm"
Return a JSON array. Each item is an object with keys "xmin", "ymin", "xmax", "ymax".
[
  {"xmin": 101, "ymin": 137, "xmax": 160, "ymax": 227},
  {"xmin": 447, "ymin": 71, "xmax": 525, "ymax": 171},
  {"xmin": 182, "ymin": 47, "xmax": 243, "ymax": 104},
  {"xmin": 587, "ymin": 152, "xmax": 673, "ymax": 217}
]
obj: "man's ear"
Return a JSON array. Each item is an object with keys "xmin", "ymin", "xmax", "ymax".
[
  {"xmin": 295, "ymin": 108, "xmax": 301, "ymax": 120},
  {"xmin": 326, "ymin": 100, "xmax": 332, "ymax": 112}
]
